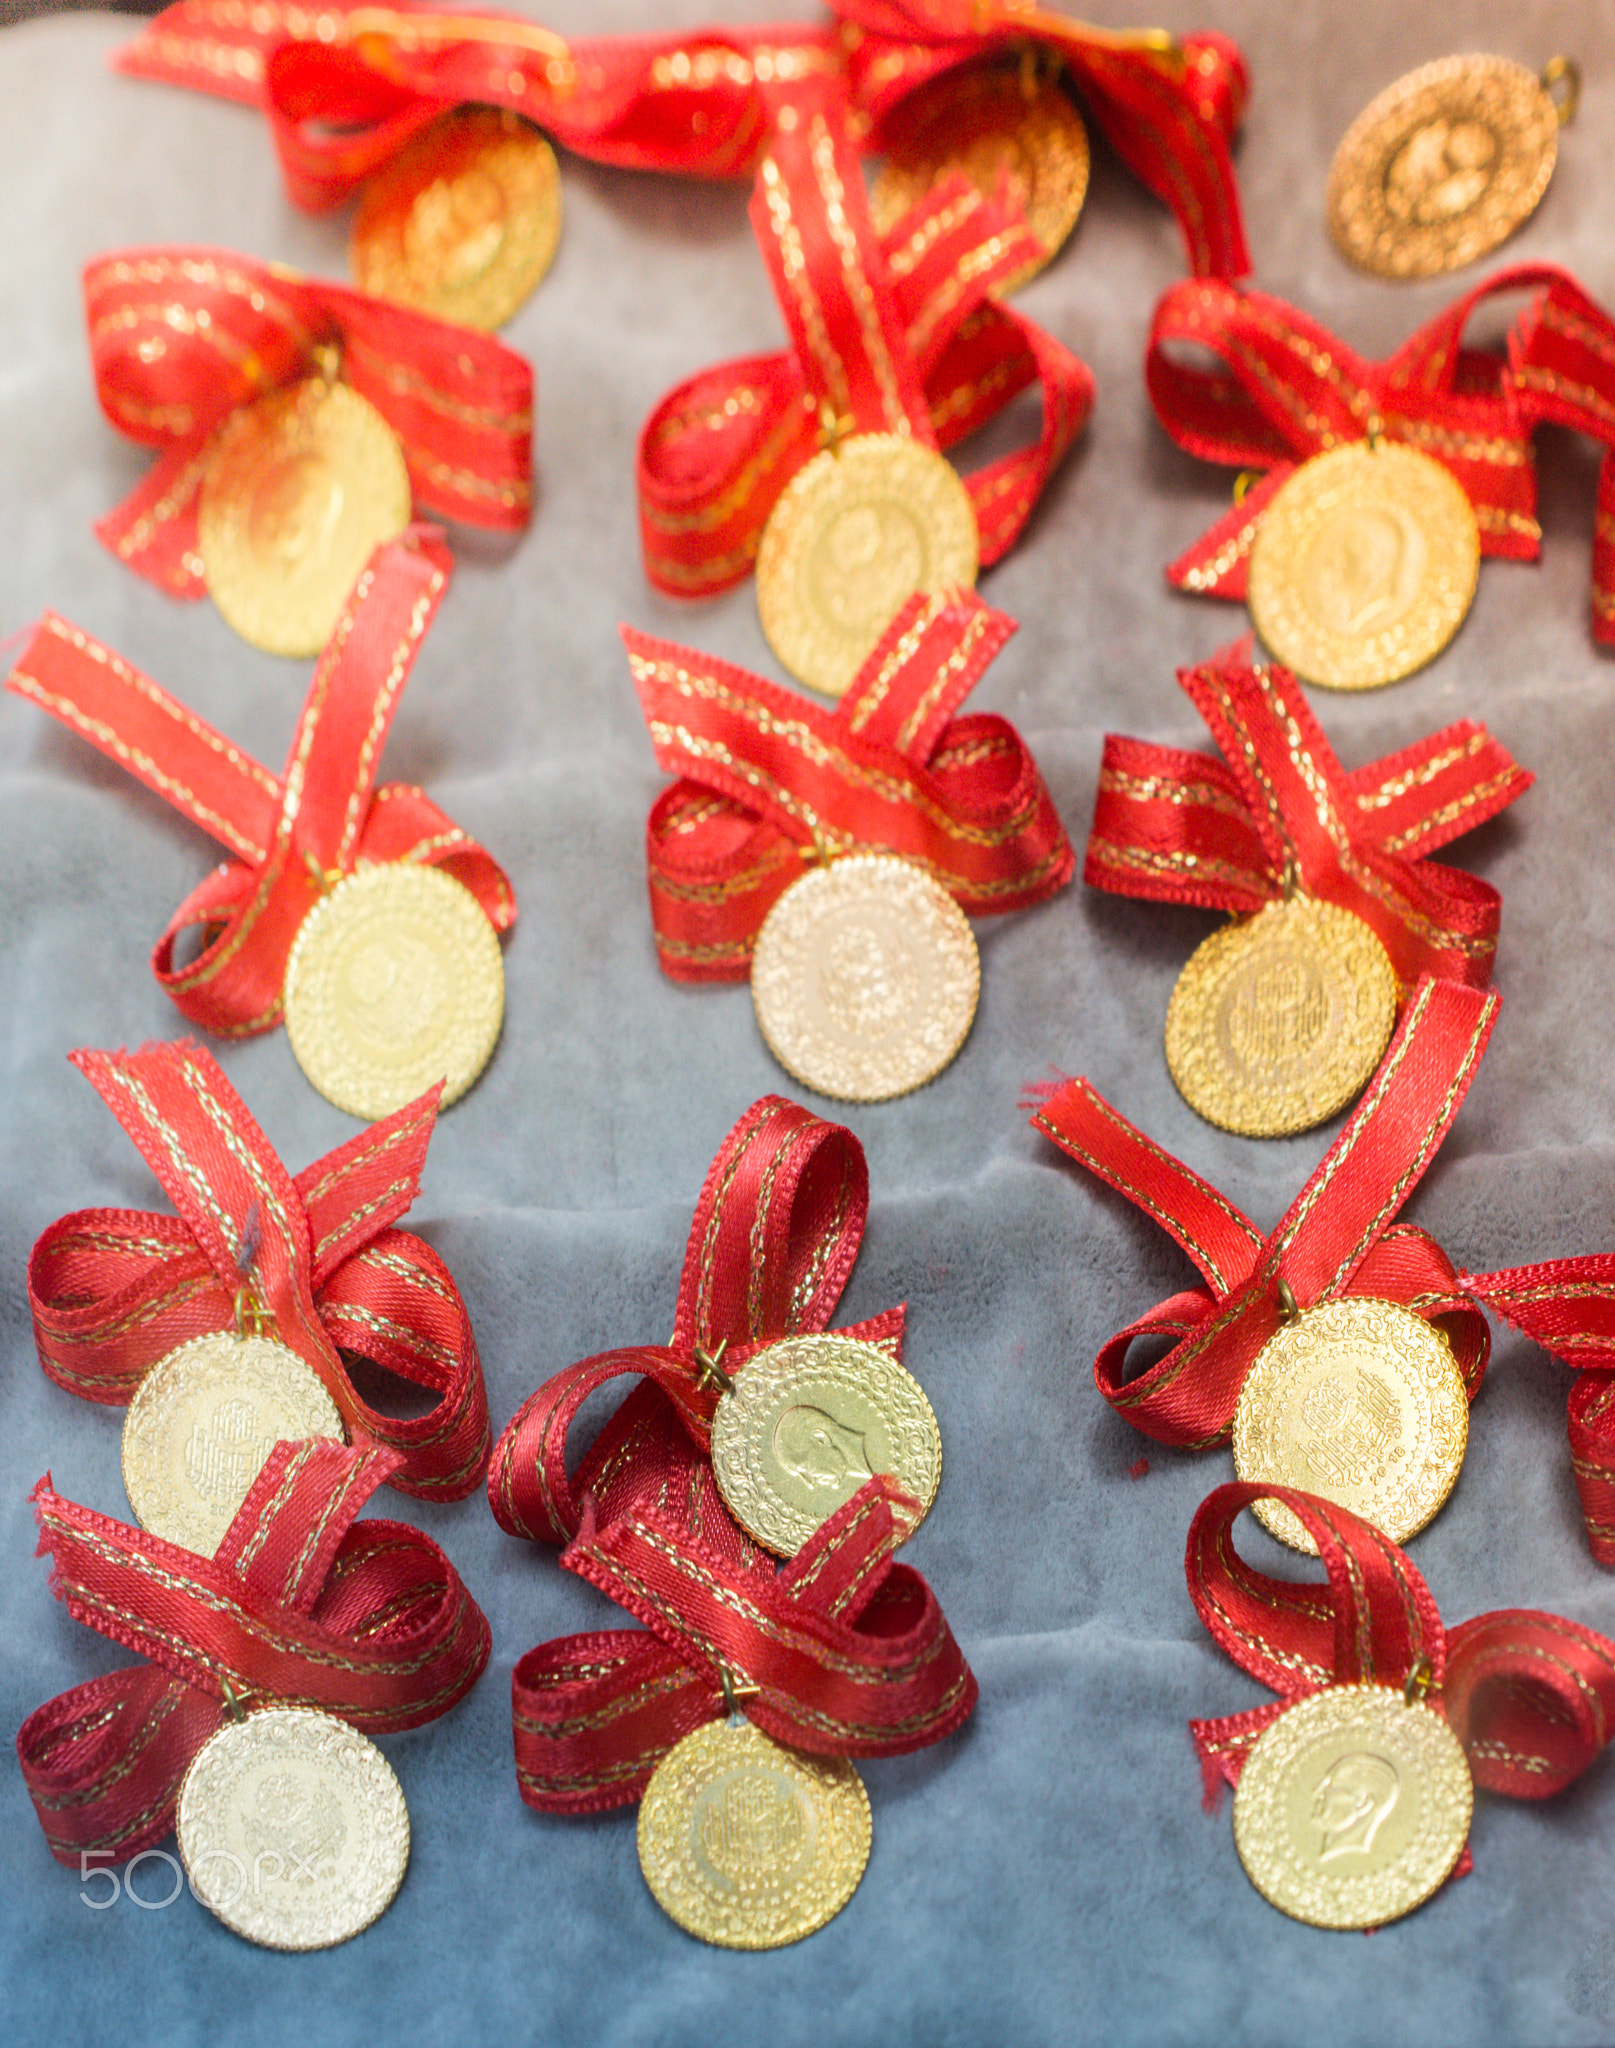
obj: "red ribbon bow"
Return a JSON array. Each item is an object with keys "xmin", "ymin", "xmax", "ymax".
[
  {"xmin": 1030, "ymin": 977, "xmax": 1496, "ymax": 1449},
  {"xmin": 6, "ymin": 529, "xmax": 513, "ymax": 1039},
  {"xmin": 626, "ymin": 590, "xmax": 1073, "ymax": 982},
  {"xmin": 28, "ymin": 1039, "xmax": 490, "ymax": 1501},
  {"xmin": 18, "ymin": 1438, "xmax": 490, "ymax": 1866}
]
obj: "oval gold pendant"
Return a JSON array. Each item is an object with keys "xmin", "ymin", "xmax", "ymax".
[{"xmin": 637, "ymin": 1719, "xmax": 871, "ymax": 1949}]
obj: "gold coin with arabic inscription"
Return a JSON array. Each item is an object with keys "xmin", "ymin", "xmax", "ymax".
[
  {"xmin": 121, "ymin": 1332, "xmax": 344, "ymax": 1557},
  {"xmin": 1233, "ymin": 1297, "xmax": 1468, "ymax": 1553},
  {"xmin": 1234, "ymin": 1685, "xmax": 1471, "ymax": 1929},
  {"xmin": 282, "ymin": 863, "xmax": 504, "ymax": 1122},
  {"xmin": 638, "ymin": 1719, "xmax": 871, "ymax": 1949},
  {"xmin": 751, "ymin": 855, "xmax": 980, "ymax": 1104},
  {"xmin": 1247, "ymin": 442, "xmax": 1480, "ymax": 689},
  {"xmin": 756, "ymin": 436, "xmax": 978, "ymax": 698},
  {"xmin": 1164, "ymin": 897, "xmax": 1398, "ymax": 1138},
  {"xmin": 709, "ymin": 1332, "xmax": 942, "ymax": 1557},
  {"xmin": 177, "ymin": 1707, "xmax": 410, "ymax": 1950},
  {"xmin": 352, "ymin": 107, "xmax": 562, "ymax": 329},
  {"xmin": 199, "ymin": 378, "xmax": 412, "ymax": 658}
]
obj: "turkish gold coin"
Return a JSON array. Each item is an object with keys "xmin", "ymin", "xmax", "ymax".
[
  {"xmin": 121, "ymin": 1332, "xmax": 344, "ymax": 1557},
  {"xmin": 1233, "ymin": 1297, "xmax": 1469, "ymax": 1553},
  {"xmin": 1234, "ymin": 1684, "xmax": 1471, "ymax": 1929},
  {"xmin": 638, "ymin": 1719, "xmax": 871, "ymax": 1949},
  {"xmin": 1247, "ymin": 442, "xmax": 1480, "ymax": 689},
  {"xmin": 870, "ymin": 62, "xmax": 1090, "ymax": 288},
  {"xmin": 282, "ymin": 862, "xmax": 504, "ymax": 1121},
  {"xmin": 709, "ymin": 1332, "xmax": 943, "ymax": 1557},
  {"xmin": 751, "ymin": 854, "xmax": 980, "ymax": 1104},
  {"xmin": 1328, "ymin": 54, "xmax": 1569, "ymax": 279},
  {"xmin": 352, "ymin": 106, "xmax": 562, "ymax": 329},
  {"xmin": 177, "ymin": 1707, "xmax": 410, "ymax": 1950},
  {"xmin": 1164, "ymin": 897, "xmax": 1399, "ymax": 1138},
  {"xmin": 756, "ymin": 435, "xmax": 978, "ymax": 698}
]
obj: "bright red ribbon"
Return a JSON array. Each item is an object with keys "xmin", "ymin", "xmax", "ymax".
[
  {"xmin": 1086, "ymin": 641, "xmax": 1531, "ymax": 991},
  {"xmin": 1030, "ymin": 977, "xmax": 1497, "ymax": 1450},
  {"xmin": 17, "ymin": 1438, "xmax": 490, "ymax": 1866},
  {"xmin": 5, "ymin": 529, "xmax": 513, "ymax": 1039},
  {"xmin": 626, "ymin": 589, "xmax": 1073, "ymax": 982},
  {"xmin": 28, "ymin": 1039, "xmax": 491, "ymax": 1502}
]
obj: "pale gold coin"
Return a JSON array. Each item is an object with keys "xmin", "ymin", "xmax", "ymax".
[
  {"xmin": 709, "ymin": 1332, "xmax": 943, "ymax": 1557},
  {"xmin": 638, "ymin": 1719, "xmax": 871, "ymax": 1949},
  {"xmin": 1234, "ymin": 1684, "xmax": 1472, "ymax": 1929},
  {"xmin": 870, "ymin": 63, "xmax": 1090, "ymax": 288},
  {"xmin": 1164, "ymin": 897, "xmax": 1399, "ymax": 1138},
  {"xmin": 1233, "ymin": 1297, "xmax": 1469, "ymax": 1553},
  {"xmin": 352, "ymin": 106, "xmax": 562, "ymax": 330},
  {"xmin": 755, "ymin": 435, "xmax": 979, "ymax": 698},
  {"xmin": 121, "ymin": 1332, "xmax": 344, "ymax": 1557},
  {"xmin": 177, "ymin": 1707, "xmax": 410, "ymax": 1950},
  {"xmin": 282, "ymin": 863, "xmax": 504, "ymax": 1121},
  {"xmin": 750, "ymin": 854, "xmax": 980, "ymax": 1104},
  {"xmin": 1247, "ymin": 442, "xmax": 1480, "ymax": 689},
  {"xmin": 1328, "ymin": 54, "xmax": 1569, "ymax": 279}
]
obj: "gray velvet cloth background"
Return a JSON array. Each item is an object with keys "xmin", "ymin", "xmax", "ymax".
[{"xmin": 3, "ymin": 4, "xmax": 1614, "ymax": 2043}]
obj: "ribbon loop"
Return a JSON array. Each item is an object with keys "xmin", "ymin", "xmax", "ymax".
[{"xmin": 1444, "ymin": 1611, "xmax": 1615, "ymax": 1798}]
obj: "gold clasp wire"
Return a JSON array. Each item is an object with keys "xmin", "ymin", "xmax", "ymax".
[
  {"xmin": 693, "ymin": 1338, "xmax": 735, "ymax": 1395},
  {"xmin": 1403, "ymin": 1655, "xmax": 1435, "ymax": 1707},
  {"xmin": 234, "ymin": 1285, "xmax": 269, "ymax": 1341},
  {"xmin": 219, "ymin": 1673, "xmax": 253, "ymax": 1722},
  {"xmin": 719, "ymin": 1666, "xmax": 762, "ymax": 1721},
  {"xmin": 1276, "ymin": 1279, "xmax": 1301, "ymax": 1324},
  {"xmin": 1543, "ymin": 56, "xmax": 1580, "ymax": 126}
]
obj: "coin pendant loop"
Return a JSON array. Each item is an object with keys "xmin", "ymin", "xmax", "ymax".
[{"xmin": 1542, "ymin": 56, "xmax": 1580, "ymax": 126}]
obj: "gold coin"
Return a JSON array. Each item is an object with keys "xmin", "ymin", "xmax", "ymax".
[
  {"xmin": 755, "ymin": 435, "xmax": 979, "ymax": 698},
  {"xmin": 637, "ymin": 1719, "xmax": 871, "ymax": 1949},
  {"xmin": 1234, "ymin": 1684, "xmax": 1471, "ymax": 1928},
  {"xmin": 709, "ymin": 1332, "xmax": 943, "ymax": 1557},
  {"xmin": 199, "ymin": 378, "xmax": 412, "ymax": 658},
  {"xmin": 750, "ymin": 854, "xmax": 980, "ymax": 1103},
  {"xmin": 121, "ymin": 1331, "xmax": 344, "ymax": 1557},
  {"xmin": 1328, "ymin": 54, "xmax": 1566, "ymax": 279},
  {"xmin": 870, "ymin": 62, "xmax": 1090, "ymax": 288},
  {"xmin": 1233, "ymin": 1297, "xmax": 1469, "ymax": 1553},
  {"xmin": 352, "ymin": 106, "xmax": 562, "ymax": 330},
  {"xmin": 1247, "ymin": 442, "xmax": 1480, "ymax": 690},
  {"xmin": 177, "ymin": 1707, "xmax": 410, "ymax": 1950},
  {"xmin": 282, "ymin": 863, "xmax": 505, "ymax": 1121},
  {"xmin": 1164, "ymin": 897, "xmax": 1399, "ymax": 1138}
]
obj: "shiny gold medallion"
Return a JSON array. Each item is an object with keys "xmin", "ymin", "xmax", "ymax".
[
  {"xmin": 177, "ymin": 1706, "xmax": 410, "ymax": 1950},
  {"xmin": 282, "ymin": 862, "xmax": 504, "ymax": 1122},
  {"xmin": 121, "ymin": 1332, "xmax": 344, "ymax": 1556},
  {"xmin": 709, "ymin": 1332, "xmax": 943, "ymax": 1557},
  {"xmin": 1247, "ymin": 442, "xmax": 1480, "ymax": 690},
  {"xmin": 199, "ymin": 378, "xmax": 412, "ymax": 658},
  {"xmin": 1163, "ymin": 896, "xmax": 1399, "ymax": 1138},
  {"xmin": 1233, "ymin": 1684, "xmax": 1471, "ymax": 1928},
  {"xmin": 755, "ymin": 435, "xmax": 979, "ymax": 698},
  {"xmin": 870, "ymin": 62, "xmax": 1090, "ymax": 288},
  {"xmin": 1328, "ymin": 54, "xmax": 1576, "ymax": 279},
  {"xmin": 750, "ymin": 854, "xmax": 980, "ymax": 1104},
  {"xmin": 637, "ymin": 1719, "xmax": 871, "ymax": 1949},
  {"xmin": 351, "ymin": 106, "xmax": 562, "ymax": 330},
  {"xmin": 1233, "ymin": 1297, "xmax": 1469, "ymax": 1553}
]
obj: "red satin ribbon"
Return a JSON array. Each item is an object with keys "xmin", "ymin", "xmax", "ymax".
[
  {"xmin": 86, "ymin": 246, "xmax": 532, "ymax": 594},
  {"xmin": 833, "ymin": 0, "xmax": 1249, "ymax": 280},
  {"xmin": 5, "ymin": 529, "xmax": 513, "ymax": 1039},
  {"xmin": 28, "ymin": 1039, "xmax": 491, "ymax": 1501},
  {"xmin": 1030, "ymin": 977, "xmax": 1496, "ymax": 1450},
  {"xmin": 1086, "ymin": 642, "xmax": 1530, "ymax": 992},
  {"xmin": 18, "ymin": 1438, "xmax": 490, "ymax": 1865},
  {"xmin": 626, "ymin": 589, "xmax": 1073, "ymax": 982}
]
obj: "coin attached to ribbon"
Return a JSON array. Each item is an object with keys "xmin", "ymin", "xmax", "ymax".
[
  {"xmin": 351, "ymin": 107, "xmax": 563, "ymax": 330},
  {"xmin": 177, "ymin": 1706, "xmax": 410, "ymax": 1950},
  {"xmin": 637, "ymin": 1718, "xmax": 872, "ymax": 1949},
  {"xmin": 1247, "ymin": 442, "xmax": 1480, "ymax": 690},
  {"xmin": 282, "ymin": 862, "xmax": 505, "ymax": 1121},
  {"xmin": 755, "ymin": 435, "xmax": 979, "ymax": 698},
  {"xmin": 1233, "ymin": 1683, "xmax": 1472, "ymax": 1929},
  {"xmin": 1163, "ymin": 896, "xmax": 1399, "ymax": 1138}
]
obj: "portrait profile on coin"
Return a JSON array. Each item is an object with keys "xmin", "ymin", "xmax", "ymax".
[{"xmin": 1314, "ymin": 1751, "xmax": 1401, "ymax": 1863}]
